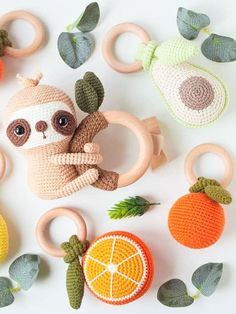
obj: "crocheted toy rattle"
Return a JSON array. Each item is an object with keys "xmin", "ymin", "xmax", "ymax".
[
  {"xmin": 103, "ymin": 23, "xmax": 228, "ymax": 128},
  {"xmin": 0, "ymin": 11, "xmax": 45, "ymax": 80},
  {"xmin": 36, "ymin": 207, "xmax": 153, "ymax": 308},
  {"xmin": 168, "ymin": 143, "xmax": 233, "ymax": 249},
  {"xmin": 4, "ymin": 72, "xmax": 166, "ymax": 199},
  {"xmin": 0, "ymin": 148, "xmax": 8, "ymax": 262}
]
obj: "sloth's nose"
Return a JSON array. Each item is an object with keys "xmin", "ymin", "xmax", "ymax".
[{"xmin": 35, "ymin": 120, "xmax": 48, "ymax": 133}]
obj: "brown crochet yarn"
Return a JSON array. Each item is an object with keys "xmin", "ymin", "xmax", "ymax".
[
  {"xmin": 70, "ymin": 112, "xmax": 119, "ymax": 191},
  {"xmin": 4, "ymin": 74, "xmax": 102, "ymax": 199}
]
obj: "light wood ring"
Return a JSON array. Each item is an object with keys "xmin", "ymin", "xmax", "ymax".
[
  {"xmin": 102, "ymin": 23, "xmax": 150, "ymax": 73},
  {"xmin": 184, "ymin": 143, "xmax": 233, "ymax": 188},
  {"xmin": 0, "ymin": 150, "xmax": 6, "ymax": 181},
  {"xmin": 36, "ymin": 207, "xmax": 87, "ymax": 258},
  {"xmin": 0, "ymin": 10, "xmax": 45, "ymax": 58},
  {"xmin": 102, "ymin": 111, "xmax": 153, "ymax": 187}
]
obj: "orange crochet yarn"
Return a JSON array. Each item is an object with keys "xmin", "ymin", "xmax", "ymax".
[
  {"xmin": 168, "ymin": 193, "xmax": 225, "ymax": 249},
  {"xmin": 0, "ymin": 59, "xmax": 3, "ymax": 80},
  {"xmin": 83, "ymin": 231, "xmax": 154, "ymax": 305}
]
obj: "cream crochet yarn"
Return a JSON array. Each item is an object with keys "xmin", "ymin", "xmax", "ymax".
[
  {"xmin": 4, "ymin": 74, "xmax": 102, "ymax": 199},
  {"xmin": 137, "ymin": 38, "xmax": 228, "ymax": 128}
]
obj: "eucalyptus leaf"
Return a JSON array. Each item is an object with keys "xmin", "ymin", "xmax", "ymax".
[
  {"xmin": 9, "ymin": 254, "xmax": 40, "ymax": 291},
  {"xmin": 177, "ymin": 7, "xmax": 210, "ymax": 40},
  {"xmin": 157, "ymin": 279, "xmax": 194, "ymax": 307},
  {"xmin": 201, "ymin": 34, "xmax": 236, "ymax": 62},
  {"xmin": 0, "ymin": 277, "xmax": 14, "ymax": 308},
  {"xmin": 192, "ymin": 263, "xmax": 223, "ymax": 296},
  {"xmin": 58, "ymin": 32, "xmax": 94, "ymax": 69},
  {"xmin": 76, "ymin": 2, "xmax": 100, "ymax": 32}
]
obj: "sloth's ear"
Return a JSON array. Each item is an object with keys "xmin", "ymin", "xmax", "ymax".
[{"xmin": 75, "ymin": 72, "xmax": 104, "ymax": 114}]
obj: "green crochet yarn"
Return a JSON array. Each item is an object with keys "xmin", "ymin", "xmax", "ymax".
[
  {"xmin": 205, "ymin": 185, "xmax": 232, "ymax": 205},
  {"xmin": 189, "ymin": 176, "xmax": 232, "ymax": 205},
  {"xmin": 0, "ymin": 30, "xmax": 12, "ymax": 57},
  {"xmin": 61, "ymin": 235, "xmax": 89, "ymax": 309},
  {"xmin": 75, "ymin": 71, "xmax": 104, "ymax": 113},
  {"xmin": 189, "ymin": 177, "xmax": 221, "ymax": 193}
]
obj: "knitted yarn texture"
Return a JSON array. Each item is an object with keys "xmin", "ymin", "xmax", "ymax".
[
  {"xmin": 0, "ymin": 215, "xmax": 8, "ymax": 262},
  {"xmin": 61, "ymin": 235, "xmax": 89, "ymax": 309},
  {"xmin": 4, "ymin": 74, "xmax": 103, "ymax": 199},
  {"xmin": 83, "ymin": 231, "xmax": 154, "ymax": 305},
  {"xmin": 137, "ymin": 38, "xmax": 228, "ymax": 128},
  {"xmin": 0, "ymin": 29, "xmax": 12, "ymax": 57},
  {"xmin": 168, "ymin": 177, "xmax": 232, "ymax": 249}
]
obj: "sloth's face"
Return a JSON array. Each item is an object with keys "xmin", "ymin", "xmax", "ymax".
[{"xmin": 6, "ymin": 102, "xmax": 76, "ymax": 149}]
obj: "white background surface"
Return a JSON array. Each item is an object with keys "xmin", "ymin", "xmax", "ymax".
[{"xmin": 0, "ymin": 0, "xmax": 236, "ymax": 313}]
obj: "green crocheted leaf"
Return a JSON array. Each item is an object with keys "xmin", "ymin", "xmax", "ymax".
[
  {"xmin": 75, "ymin": 72, "xmax": 104, "ymax": 113},
  {"xmin": 192, "ymin": 263, "xmax": 223, "ymax": 296},
  {"xmin": 157, "ymin": 279, "xmax": 194, "ymax": 307},
  {"xmin": 205, "ymin": 186, "xmax": 232, "ymax": 204},
  {"xmin": 0, "ymin": 30, "xmax": 12, "ymax": 57},
  {"xmin": 69, "ymin": 235, "xmax": 89, "ymax": 257},
  {"xmin": 201, "ymin": 34, "xmax": 236, "ymax": 62},
  {"xmin": 75, "ymin": 79, "xmax": 99, "ymax": 113},
  {"xmin": 62, "ymin": 236, "xmax": 89, "ymax": 263},
  {"xmin": 66, "ymin": 261, "xmax": 84, "ymax": 309},
  {"xmin": 0, "ymin": 277, "xmax": 14, "ymax": 308},
  {"xmin": 57, "ymin": 32, "xmax": 94, "ymax": 69},
  {"xmin": 177, "ymin": 7, "xmax": 210, "ymax": 40},
  {"xmin": 108, "ymin": 196, "xmax": 160, "ymax": 219},
  {"xmin": 9, "ymin": 254, "xmax": 40, "ymax": 290},
  {"xmin": 189, "ymin": 177, "xmax": 221, "ymax": 193},
  {"xmin": 83, "ymin": 72, "xmax": 104, "ymax": 107},
  {"xmin": 76, "ymin": 2, "xmax": 100, "ymax": 32}
]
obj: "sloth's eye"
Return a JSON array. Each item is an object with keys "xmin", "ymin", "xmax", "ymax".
[
  {"xmin": 14, "ymin": 125, "xmax": 25, "ymax": 136},
  {"xmin": 52, "ymin": 110, "xmax": 76, "ymax": 136},
  {"xmin": 58, "ymin": 116, "xmax": 68, "ymax": 127},
  {"xmin": 7, "ymin": 119, "xmax": 31, "ymax": 147}
]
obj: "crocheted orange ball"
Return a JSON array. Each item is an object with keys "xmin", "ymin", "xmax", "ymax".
[
  {"xmin": 83, "ymin": 231, "xmax": 154, "ymax": 305},
  {"xmin": 168, "ymin": 193, "xmax": 225, "ymax": 249}
]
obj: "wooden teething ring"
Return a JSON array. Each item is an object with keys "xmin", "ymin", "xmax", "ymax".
[
  {"xmin": 102, "ymin": 111, "xmax": 153, "ymax": 188},
  {"xmin": 184, "ymin": 143, "xmax": 233, "ymax": 188},
  {"xmin": 0, "ymin": 149, "xmax": 6, "ymax": 181},
  {"xmin": 36, "ymin": 207, "xmax": 87, "ymax": 258},
  {"xmin": 0, "ymin": 10, "xmax": 45, "ymax": 58},
  {"xmin": 102, "ymin": 23, "xmax": 150, "ymax": 73}
]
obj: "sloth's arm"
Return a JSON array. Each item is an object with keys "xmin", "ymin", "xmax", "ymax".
[
  {"xmin": 56, "ymin": 168, "xmax": 99, "ymax": 197},
  {"xmin": 51, "ymin": 152, "xmax": 103, "ymax": 165}
]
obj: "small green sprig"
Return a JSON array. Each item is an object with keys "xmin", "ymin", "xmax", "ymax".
[{"xmin": 108, "ymin": 196, "xmax": 160, "ymax": 219}]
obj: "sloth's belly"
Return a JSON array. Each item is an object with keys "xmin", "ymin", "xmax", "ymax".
[{"xmin": 27, "ymin": 161, "xmax": 78, "ymax": 199}]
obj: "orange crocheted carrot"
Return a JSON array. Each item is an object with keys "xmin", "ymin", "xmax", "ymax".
[
  {"xmin": 168, "ymin": 193, "xmax": 225, "ymax": 249},
  {"xmin": 82, "ymin": 231, "xmax": 154, "ymax": 305},
  {"xmin": 0, "ymin": 59, "xmax": 3, "ymax": 80}
]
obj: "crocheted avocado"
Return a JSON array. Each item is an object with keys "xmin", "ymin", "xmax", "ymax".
[{"xmin": 137, "ymin": 38, "xmax": 228, "ymax": 128}]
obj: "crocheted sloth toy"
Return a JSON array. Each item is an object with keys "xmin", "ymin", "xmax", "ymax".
[
  {"xmin": 4, "ymin": 73, "xmax": 109, "ymax": 199},
  {"xmin": 5, "ymin": 72, "xmax": 161, "ymax": 199}
]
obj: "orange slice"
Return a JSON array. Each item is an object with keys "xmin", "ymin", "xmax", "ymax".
[{"xmin": 83, "ymin": 231, "xmax": 154, "ymax": 305}]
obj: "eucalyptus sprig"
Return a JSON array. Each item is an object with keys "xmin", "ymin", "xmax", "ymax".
[
  {"xmin": 157, "ymin": 263, "xmax": 223, "ymax": 307},
  {"xmin": 57, "ymin": 2, "xmax": 100, "ymax": 69},
  {"xmin": 177, "ymin": 7, "xmax": 236, "ymax": 62},
  {"xmin": 108, "ymin": 196, "xmax": 160, "ymax": 219},
  {"xmin": 0, "ymin": 254, "xmax": 40, "ymax": 308}
]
